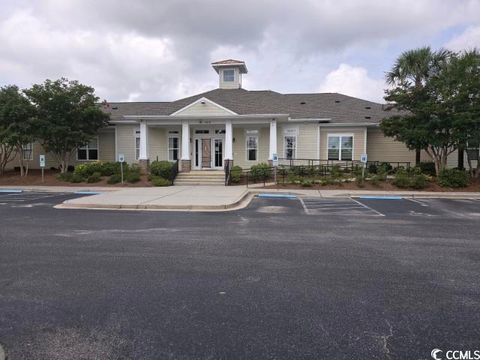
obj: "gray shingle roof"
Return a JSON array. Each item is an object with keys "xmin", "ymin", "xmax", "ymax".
[{"xmin": 105, "ymin": 88, "xmax": 397, "ymax": 124}]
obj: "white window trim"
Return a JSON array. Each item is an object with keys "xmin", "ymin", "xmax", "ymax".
[
  {"xmin": 283, "ymin": 135, "xmax": 297, "ymax": 159},
  {"xmin": 167, "ymin": 135, "xmax": 180, "ymax": 162},
  {"xmin": 22, "ymin": 143, "xmax": 33, "ymax": 161},
  {"xmin": 245, "ymin": 134, "xmax": 258, "ymax": 162},
  {"xmin": 77, "ymin": 136, "xmax": 100, "ymax": 161},
  {"xmin": 327, "ymin": 133, "xmax": 354, "ymax": 161}
]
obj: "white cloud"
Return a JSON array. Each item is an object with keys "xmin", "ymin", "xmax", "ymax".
[
  {"xmin": 0, "ymin": 1, "xmax": 479, "ymax": 101},
  {"xmin": 318, "ymin": 64, "xmax": 385, "ymax": 103},
  {"xmin": 445, "ymin": 26, "xmax": 480, "ymax": 51}
]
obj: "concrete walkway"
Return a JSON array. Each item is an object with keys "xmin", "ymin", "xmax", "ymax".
[
  {"xmin": 2, "ymin": 185, "xmax": 479, "ymax": 211},
  {"xmin": 57, "ymin": 186, "xmax": 250, "ymax": 211}
]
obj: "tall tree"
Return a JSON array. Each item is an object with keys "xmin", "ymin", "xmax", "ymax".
[
  {"xmin": 0, "ymin": 85, "xmax": 36, "ymax": 176},
  {"xmin": 382, "ymin": 49, "xmax": 480, "ymax": 176},
  {"xmin": 24, "ymin": 78, "xmax": 110, "ymax": 173},
  {"xmin": 385, "ymin": 47, "xmax": 451, "ymax": 165},
  {"xmin": 441, "ymin": 50, "xmax": 480, "ymax": 177}
]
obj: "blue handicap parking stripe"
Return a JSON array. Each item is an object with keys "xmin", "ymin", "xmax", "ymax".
[
  {"xmin": 0, "ymin": 189, "xmax": 23, "ymax": 193},
  {"xmin": 357, "ymin": 196, "xmax": 403, "ymax": 200},
  {"xmin": 257, "ymin": 193, "xmax": 297, "ymax": 199}
]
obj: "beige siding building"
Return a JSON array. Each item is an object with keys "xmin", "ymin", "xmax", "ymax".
[{"xmin": 6, "ymin": 59, "xmax": 465, "ymax": 173}]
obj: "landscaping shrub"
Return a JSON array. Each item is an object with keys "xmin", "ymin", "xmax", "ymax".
[
  {"xmin": 368, "ymin": 163, "xmax": 378, "ymax": 174},
  {"xmin": 410, "ymin": 172, "xmax": 428, "ymax": 189},
  {"xmin": 57, "ymin": 172, "xmax": 74, "ymax": 182},
  {"xmin": 379, "ymin": 162, "xmax": 393, "ymax": 174},
  {"xmin": 107, "ymin": 174, "xmax": 122, "ymax": 184},
  {"xmin": 150, "ymin": 160, "xmax": 174, "ymax": 180},
  {"xmin": 70, "ymin": 173, "xmax": 84, "ymax": 183},
  {"xmin": 250, "ymin": 163, "xmax": 271, "ymax": 182},
  {"xmin": 301, "ymin": 179, "xmax": 313, "ymax": 187},
  {"xmin": 393, "ymin": 169, "xmax": 410, "ymax": 188},
  {"xmin": 230, "ymin": 165, "xmax": 242, "ymax": 183},
  {"xmin": 99, "ymin": 162, "xmax": 122, "ymax": 176},
  {"xmin": 277, "ymin": 166, "xmax": 288, "ymax": 176},
  {"xmin": 393, "ymin": 168, "xmax": 428, "ymax": 189},
  {"xmin": 74, "ymin": 161, "xmax": 128, "ymax": 178},
  {"xmin": 330, "ymin": 165, "xmax": 342, "ymax": 179},
  {"xmin": 287, "ymin": 174, "xmax": 301, "ymax": 184},
  {"xmin": 125, "ymin": 172, "xmax": 141, "ymax": 183},
  {"xmin": 438, "ymin": 169, "xmax": 469, "ymax": 188},
  {"xmin": 87, "ymin": 172, "xmax": 102, "ymax": 183},
  {"xmin": 74, "ymin": 162, "xmax": 103, "ymax": 179},
  {"xmin": 150, "ymin": 176, "xmax": 171, "ymax": 187},
  {"xmin": 418, "ymin": 162, "xmax": 436, "ymax": 176}
]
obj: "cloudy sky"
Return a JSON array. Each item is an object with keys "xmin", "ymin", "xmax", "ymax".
[{"xmin": 1, "ymin": 0, "xmax": 479, "ymax": 103}]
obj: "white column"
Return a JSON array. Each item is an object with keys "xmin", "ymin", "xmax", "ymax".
[
  {"xmin": 269, "ymin": 119, "xmax": 277, "ymax": 160},
  {"xmin": 139, "ymin": 121, "xmax": 148, "ymax": 160},
  {"xmin": 181, "ymin": 121, "xmax": 190, "ymax": 160},
  {"xmin": 224, "ymin": 120, "xmax": 233, "ymax": 160}
]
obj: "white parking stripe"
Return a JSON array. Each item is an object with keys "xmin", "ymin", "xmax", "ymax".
[
  {"xmin": 299, "ymin": 198, "xmax": 310, "ymax": 215},
  {"xmin": 301, "ymin": 197, "xmax": 384, "ymax": 217},
  {"xmin": 407, "ymin": 198, "xmax": 429, "ymax": 207},
  {"xmin": 350, "ymin": 198, "xmax": 385, "ymax": 217}
]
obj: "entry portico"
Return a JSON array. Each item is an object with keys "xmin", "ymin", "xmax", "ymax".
[{"xmin": 129, "ymin": 107, "xmax": 285, "ymax": 172}]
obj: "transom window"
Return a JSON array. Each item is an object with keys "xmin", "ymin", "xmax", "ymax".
[
  {"xmin": 328, "ymin": 135, "xmax": 353, "ymax": 161},
  {"xmin": 78, "ymin": 138, "xmax": 98, "ymax": 161},
  {"xmin": 284, "ymin": 136, "xmax": 297, "ymax": 160},
  {"xmin": 246, "ymin": 135, "xmax": 258, "ymax": 161},
  {"xmin": 168, "ymin": 136, "xmax": 179, "ymax": 161},
  {"xmin": 223, "ymin": 69, "xmax": 234, "ymax": 82},
  {"xmin": 22, "ymin": 143, "xmax": 33, "ymax": 161},
  {"xmin": 195, "ymin": 129, "xmax": 210, "ymax": 134}
]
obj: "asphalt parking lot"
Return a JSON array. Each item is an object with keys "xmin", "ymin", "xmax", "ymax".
[{"xmin": 1, "ymin": 191, "xmax": 480, "ymax": 359}]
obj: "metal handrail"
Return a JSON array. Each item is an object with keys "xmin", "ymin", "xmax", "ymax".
[
  {"xmin": 277, "ymin": 158, "xmax": 410, "ymax": 170},
  {"xmin": 224, "ymin": 161, "xmax": 232, "ymax": 186},
  {"xmin": 171, "ymin": 159, "xmax": 179, "ymax": 184}
]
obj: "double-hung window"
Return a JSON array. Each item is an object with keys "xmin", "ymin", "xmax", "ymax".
[
  {"xmin": 22, "ymin": 143, "xmax": 33, "ymax": 160},
  {"xmin": 328, "ymin": 135, "xmax": 353, "ymax": 161},
  {"xmin": 284, "ymin": 136, "xmax": 296, "ymax": 159},
  {"xmin": 78, "ymin": 138, "xmax": 98, "ymax": 161},
  {"xmin": 168, "ymin": 136, "xmax": 179, "ymax": 161},
  {"xmin": 223, "ymin": 69, "xmax": 234, "ymax": 82},
  {"xmin": 246, "ymin": 135, "xmax": 258, "ymax": 161}
]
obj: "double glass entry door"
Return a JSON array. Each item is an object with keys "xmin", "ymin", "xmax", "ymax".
[{"xmin": 194, "ymin": 138, "xmax": 223, "ymax": 169}]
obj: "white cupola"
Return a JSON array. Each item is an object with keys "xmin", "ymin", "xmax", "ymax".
[{"xmin": 211, "ymin": 59, "xmax": 248, "ymax": 89}]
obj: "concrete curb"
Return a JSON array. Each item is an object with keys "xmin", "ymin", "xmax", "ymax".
[
  {"xmin": 55, "ymin": 189, "xmax": 253, "ymax": 212},
  {"xmin": 0, "ymin": 186, "xmax": 118, "ymax": 193},
  {"xmin": 248, "ymin": 188, "xmax": 480, "ymax": 200}
]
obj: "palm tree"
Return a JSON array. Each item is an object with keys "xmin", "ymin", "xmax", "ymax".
[{"xmin": 386, "ymin": 47, "xmax": 452, "ymax": 165}]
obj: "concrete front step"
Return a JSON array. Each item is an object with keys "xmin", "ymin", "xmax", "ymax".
[
  {"xmin": 176, "ymin": 176, "xmax": 224, "ymax": 180},
  {"xmin": 175, "ymin": 182, "xmax": 225, "ymax": 186},
  {"xmin": 177, "ymin": 172, "xmax": 224, "ymax": 177},
  {"xmin": 175, "ymin": 170, "xmax": 225, "ymax": 185}
]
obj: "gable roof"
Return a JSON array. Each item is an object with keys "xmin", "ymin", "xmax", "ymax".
[
  {"xmin": 105, "ymin": 88, "xmax": 398, "ymax": 124},
  {"xmin": 211, "ymin": 59, "xmax": 248, "ymax": 73}
]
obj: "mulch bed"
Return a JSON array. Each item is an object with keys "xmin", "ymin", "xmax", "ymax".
[
  {"xmin": 261, "ymin": 179, "xmax": 480, "ymax": 192},
  {"xmin": 0, "ymin": 169, "xmax": 153, "ymax": 187}
]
